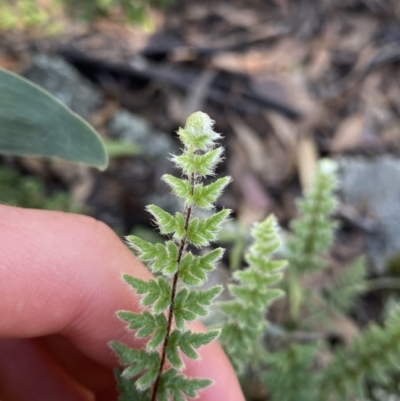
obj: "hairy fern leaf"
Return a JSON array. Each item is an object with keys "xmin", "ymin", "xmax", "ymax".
[
  {"xmin": 319, "ymin": 305, "xmax": 400, "ymax": 400},
  {"xmin": 264, "ymin": 343, "xmax": 320, "ymax": 401},
  {"xmin": 112, "ymin": 112, "xmax": 231, "ymax": 400},
  {"xmin": 219, "ymin": 215, "xmax": 286, "ymax": 374},
  {"xmin": 286, "ymin": 159, "xmax": 339, "ymax": 275},
  {"xmin": 323, "ymin": 257, "xmax": 367, "ymax": 316}
]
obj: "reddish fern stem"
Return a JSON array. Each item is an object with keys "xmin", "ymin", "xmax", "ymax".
[{"xmin": 151, "ymin": 173, "xmax": 195, "ymax": 401}]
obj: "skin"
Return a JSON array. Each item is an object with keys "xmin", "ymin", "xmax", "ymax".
[{"xmin": 0, "ymin": 205, "xmax": 245, "ymax": 401}]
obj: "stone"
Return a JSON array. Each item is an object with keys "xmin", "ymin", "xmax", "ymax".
[
  {"xmin": 23, "ymin": 53, "xmax": 103, "ymax": 119},
  {"xmin": 340, "ymin": 156, "xmax": 400, "ymax": 274}
]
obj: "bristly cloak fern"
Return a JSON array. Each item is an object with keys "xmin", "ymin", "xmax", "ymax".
[
  {"xmin": 110, "ymin": 112, "xmax": 231, "ymax": 401},
  {"xmin": 264, "ymin": 343, "xmax": 320, "ymax": 401},
  {"xmin": 218, "ymin": 215, "xmax": 287, "ymax": 374},
  {"xmin": 319, "ymin": 305, "xmax": 400, "ymax": 400},
  {"xmin": 285, "ymin": 159, "xmax": 339, "ymax": 320},
  {"xmin": 286, "ymin": 159, "xmax": 339, "ymax": 276}
]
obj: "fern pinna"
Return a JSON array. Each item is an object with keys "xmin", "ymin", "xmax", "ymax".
[{"xmin": 111, "ymin": 112, "xmax": 231, "ymax": 401}]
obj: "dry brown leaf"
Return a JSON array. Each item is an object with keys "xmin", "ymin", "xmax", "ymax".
[
  {"xmin": 263, "ymin": 134, "xmax": 296, "ymax": 185},
  {"xmin": 307, "ymin": 48, "xmax": 331, "ymax": 81},
  {"xmin": 297, "ymin": 132, "xmax": 318, "ymax": 191},
  {"xmin": 228, "ymin": 114, "xmax": 266, "ymax": 175},
  {"xmin": 307, "ymin": 20, "xmax": 338, "ymax": 80},
  {"xmin": 211, "ymin": 51, "xmax": 268, "ymax": 75},
  {"xmin": 322, "ymin": 314, "xmax": 359, "ymax": 346},
  {"xmin": 330, "ymin": 114, "xmax": 364, "ymax": 153},
  {"xmin": 229, "ymin": 113, "xmax": 294, "ymax": 186},
  {"xmin": 0, "ymin": 54, "xmax": 20, "ymax": 72},
  {"xmin": 214, "ymin": 4, "xmax": 261, "ymax": 28},
  {"xmin": 50, "ymin": 160, "xmax": 94, "ymax": 205},
  {"xmin": 184, "ymin": 69, "xmax": 216, "ymax": 117},
  {"xmin": 336, "ymin": 15, "xmax": 378, "ymax": 54},
  {"xmin": 89, "ymin": 100, "xmax": 119, "ymax": 130},
  {"xmin": 212, "ymin": 39, "xmax": 307, "ymax": 75},
  {"xmin": 239, "ymin": 172, "xmax": 273, "ymax": 227},
  {"xmin": 265, "ymin": 111, "xmax": 297, "ymax": 156},
  {"xmin": 227, "ymin": 138, "xmax": 272, "ymax": 227}
]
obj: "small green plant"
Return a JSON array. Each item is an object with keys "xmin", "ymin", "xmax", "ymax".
[
  {"xmin": 218, "ymin": 215, "xmax": 286, "ymax": 374},
  {"xmin": 319, "ymin": 304, "xmax": 400, "ymax": 400},
  {"xmin": 0, "ymin": 0, "xmax": 176, "ymax": 31},
  {"xmin": 285, "ymin": 159, "xmax": 339, "ymax": 321},
  {"xmin": 108, "ymin": 115, "xmax": 400, "ymax": 401},
  {"xmin": 218, "ymin": 158, "xmax": 400, "ymax": 401},
  {"xmin": 111, "ymin": 112, "xmax": 231, "ymax": 400},
  {"xmin": 0, "ymin": 165, "xmax": 81, "ymax": 212}
]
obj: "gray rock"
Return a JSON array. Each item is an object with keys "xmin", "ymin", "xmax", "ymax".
[
  {"xmin": 23, "ymin": 53, "xmax": 103, "ymax": 119},
  {"xmin": 340, "ymin": 156, "xmax": 400, "ymax": 274},
  {"xmin": 109, "ymin": 110, "xmax": 180, "ymax": 213},
  {"xmin": 109, "ymin": 110, "xmax": 175, "ymax": 159}
]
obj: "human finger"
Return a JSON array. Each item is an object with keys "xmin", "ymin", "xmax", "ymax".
[
  {"xmin": 0, "ymin": 205, "xmax": 245, "ymax": 401},
  {"xmin": 0, "ymin": 338, "xmax": 93, "ymax": 401}
]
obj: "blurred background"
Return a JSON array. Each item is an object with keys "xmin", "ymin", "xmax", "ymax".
[
  {"xmin": 3, "ymin": 1, "xmax": 400, "ymax": 398},
  {"xmin": 2, "ymin": 0, "xmax": 400, "ymax": 266}
]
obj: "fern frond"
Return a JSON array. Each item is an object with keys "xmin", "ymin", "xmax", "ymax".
[
  {"xmin": 319, "ymin": 305, "xmax": 400, "ymax": 400},
  {"xmin": 113, "ymin": 112, "xmax": 231, "ymax": 400},
  {"xmin": 264, "ymin": 343, "xmax": 320, "ymax": 401},
  {"xmin": 323, "ymin": 257, "xmax": 367, "ymax": 316},
  {"xmin": 286, "ymin": 159, "xmax": 339, "ymax": 275},
  {"xmin": 219, "ymin": 215, "xmax": 286, "ymax": 374}
]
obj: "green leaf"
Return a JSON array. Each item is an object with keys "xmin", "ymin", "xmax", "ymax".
[
  {"xmin": 162, "ymin": 174, "xmax": 191, "ymax": 199},
  {"xmin": 166, "ymin": 328, "xmax": 221, "ymax": 369},
  {"xmin": 152, "ymin": 243, "xmax": 169, "ymax": 272},
  {"xmin": 172, "ymin": 147, "xmax": 224, "ymax": 177},
  {"xmin": 179, "ymin": 253, "xmax": 205, "ymax": 286},
  {"xmin": 197, "ymin": 248, "xmax": 225, "ymax": 270},
  {"xmin": 114, "ymin": 368, "xmax": 151, "ymax": 401},
  {"xmin": 122, "ymin": 274, "xmax": 148, "ymax": 294},
  {"xmin": 123, "ymin": 276, "xmax": 171, "ymax": 314},
  {"xmin": 147, "ymin": 314, "xmax": 168, "ymax": 350},
  {"xmin": 179, "ymin": 253, "xmax": 202, "ymax": 285},
  {"xmin": 103, "ymin": 138, "xmax": 140, "ymax": 158},
  {"xmin": 110, "ymin": 341, "xmax": 142, "ymax": 365},
  {"xmin": 177, "ymin": 126, "xmax": 221, "ymax": 151},
  {"xmin": 192, "ymin": 177, "xmax": 231, "ymax": 209},
  {"xmin": 187, "ymin": 209, "xmax": 230, "ymax": 246},
  {"xmin": 0, "ymin": 68, "xmax": 108, "ymax": 169},
  {"xmin": 174, "ymin": 288, "xmax": 193, "ymax": 330},
  {"xmin": 185, "ymin": 286, "xmax": 223, "ymax": 316},
  {"xmin": 219, "ymin": 300, "xmax": 260, "ymax": 328},
  {"xmin": 126, "ymin": 236, "xmax": 157, "ymax": 261},
  {"xmin": 126, "ymin": 236, "xmax": 178, "ymax": 274},
  {"xmin": 173, "ymin": 212, "xmax": 186, "ymax": 241},
  {"xmin": 178, "ymin": 330, "xmax": 220, "ymax": 359},
  {"xmin": 194, "ymin": 147, "xmax": 224, "ymax": 176},
  {"xmin": 166, "ymin": 331, "xmax": 184, "ymax": 369},
  {"xmin": 163, "ymin": 241, "xmax": 179, "ymax": 275},
  {"xmin": 174, "ymin": 286, "xmax": 223, "ymax": 330},
  {"xmin": 153, "ymin": 277, "xmax": 172, "ymax": 314},
  {"xmin": 111, "ymin": 342, "xmax": 160, "ymax": 391},
  {"xmin": 146, "ymin": 205, "xmax": 177, "ymax": 234},
  {"xmin": 160, "ymin": 369, "xmax": 213, "ymax": 400},
  {"xmin": 134, "ymin": 352, "xmax": 160, "ymax": 390},
  {"xmin": 186, "ymin": 218, "xmax": 205, "ymax": 247},
  {"xmin": 117, "ymin": 310, "xmax": 156, "ymax": 338},
  {"xmin": 180, "ymin": 249, "xmax": 224, "ymax": 286}
]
